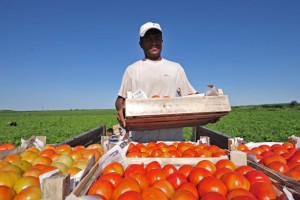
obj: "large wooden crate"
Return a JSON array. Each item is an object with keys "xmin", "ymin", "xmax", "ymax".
[{"xmin": 125, "ymin": 95, "xmax": 231, "ymax": 131}]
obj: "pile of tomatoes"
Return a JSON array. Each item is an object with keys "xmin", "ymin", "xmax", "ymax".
[
  {"xmin": 0, "ymin": 143, "xmax": 104, "ymax": 200},
  {"xmin": 87, "ymin": 159, "xmax": 281, "ymax": 200},
  {"xmin": 237, "ymin": 141, "xmax": 300, "ymax": 181},
  {"xmin": 126, "ymin": 142, "xmax": 227, "ymax": 158}
]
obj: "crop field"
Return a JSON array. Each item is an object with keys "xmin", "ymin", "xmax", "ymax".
[{"xmin": 0, "ymin": 103, "xmax": 299, "ymax": 145}]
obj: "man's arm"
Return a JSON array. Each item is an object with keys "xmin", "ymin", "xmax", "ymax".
[{"xmin": 115, "ymin": 96, "xmax": 126, "ymax": 127}]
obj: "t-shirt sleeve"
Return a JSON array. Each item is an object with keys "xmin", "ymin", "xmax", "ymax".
[{"xmin": 117, "ymin": 70, "xmax": 131, "ymax": 98}]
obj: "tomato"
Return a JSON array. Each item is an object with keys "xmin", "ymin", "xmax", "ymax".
[
  {"xmin": 152, "ymin": 179, "xmax": 175, "ymax": 198},
  {"xmin": 167, "ymin": 172, "xmax": 188, "ymax": 190},
  {"xmin": 286, "ymin": 159, "xmax": 300, "ymax": 169},
  {"xmin": 214, "ymin": 167, "xmax": 233, "ymax": 180},
  {"xmin": 55, "ymin": 144, "xmax": 72, "ymax": 154},
  {"xmin": 285, "ymin": 169, "xmax": 300, "ymax": 181},
  {"xmin": 237, "ymin": 144, "xmax": 249, "ymax": 151},
  {"xmin": 205, "ymin": 145, "xmax": 221, "ymax": 153},
  {"xmin": 146, "ymin": 169, "xmax": 166, "ymax": 185},
  {"xmin": 87, "ymin": 179, "xmax": 114, "ymax": 200},
  {"xmin": 258, "ymin": 144, "xmax": 271, "ymax": 152},
  {"xmin": 150, "ymin": 149, "xmax": 163, "ymax": 157},
  {"xmin": 266, "ymin": 161, "xmax": 290, "ymax": 174},
  {"xmin": 3, "ymin": 154, "xmax": 21, "ymax": 163},
  {"xmin": 145, "ymin": 142, "xmax": 157, "ymax": 149},
  {"xmin": 103, "ymin": 162, "xmax": 124, "ymax": 176},
  {"xmin": 178, "ymin": 164, "xmax": 194, "ymax": 178},
  {"xmin": 221, "ymin": 172, "xmax": 250, "ymax": 191},
  {"xmin": 98, "ymin": 172, "xmax": 123, "ymax": 187},
  {"xmin": 231, "ymin": 196, "xmax": 257, "ymax": 200},
  {"xmin": 251, "ymin": 147, "xmax": 263, "ymax": 156},
  {"xmin": 39, "ymin": 149, "xmax": 56, "ymax": 159},
  {"xmin": 0, "ymin": 185, "xmax": 15, "ymax": 200},
  {"xmin": 13, "ymin": 185, "xmax": 41, "ymax": 200},
  {"xmin": 235, "ymin": 165, "xmax": 254, "ymax": 175},
  {"xmin": 213, "ymin": 149, "xmax": 227, "ymax": 157},
  {"xmin": 53, "ymin": 154, "xmax": 74, "ymax": 168},
  {"xmin": 111, "ymin": 177, "xmax": 141, "ymax": 200},
  {"xmin": 124, "ymin": 163, "xmax": 146, "ymax": 177},
  {"xmin": 244, "ymin": 169, "xmax": 272, "ymax": 185},
  {"xmin": 162, "ymin": 164, "xmax": 178, "ymax": 176},
  {"xmin": 0, "ymin": 171, "xmax": 21, "ymax": 188},
  {"xmin": 196, "ymin": 160, "xmax": 216, "ymax": 173},
  {"xmin": 141, "ymin": 187, "xmax": 168, "ymax": 200},
  {"xmin": 197, "ymin": 176, "xmax": 227, "ymax": 197},
  {"xmin": 178, "ymin": 182, "xmax": 199, "ymax": 199},
  {"xmin": 130, "ymin": 173, "xmax": 150, "ymax": 190},
  {"xmin": 249, "ymin": 182, "xmax": 277, "ymax": 200},
  {"xmin": 23, "ymin": 168, "xmax": 41, "ymax": 178},
  {"xmin": 282, "ymin": 141, "xmax": 295, "ymax": 149},
  {"xmin": 118, "ymin": 191, "xmax": 142, "ymax": 200},
  {"xmin": 0, "ymin": 160, "xmax": 9, "ymax": 168},
  {"xmin": 127, "ymin": 151, "xmax": 142, "ymax": 157},
  {"xmin": 260, "ymin": 154, "xmax": 287, "ymax": 166},
  {"xmin": 201, "ymin": 192, "xmax": 227, "ymax": 200},
  {"xmin": 0, "ymin": 143, "xmax": 16, "ymax": 151},
  {"xmin": 82, "ymin": 149, "xmax": 102, "ymax": 162},
  {"xmin": 188, "ymin": 167, "xmax": 212, "ymax": 186},
  {"xmin": 226, "ymin": 188, "xmax": 256, "ymax": 200},
  {"xmin": 215, "ymin": 159, "xmax": 236, "ymax": 170},
  {"xmin": 69, "ymin": 150, "xmax": 82, "ymax": 161},
  {"xmin": 146, "ymin": 161, "xmax": 161, "ymax": 172},
  {"xmin": 288, "ymin": 153, "xmax": 300, "ymax": 163},
  {"xmin": 171, "ymin": 189, "xmax": 198, "ymax": 200},
  {"xmin": 195, "ymin": 149, "xmax": 212, "ymax": 157},
  {"xmin": 14, "ymin": 176, "xmax": 40, "ymax": 193},
  {"xmin": 169, "ymin": 150, "xmax": 182, "ymax": 157},
  {"xmin": 31, "ymin": 156, "xmax": 52, "ymax": 166},
  {"xmin": 182, "ymin": 148, "xmax": 197, "ymax": 157}
]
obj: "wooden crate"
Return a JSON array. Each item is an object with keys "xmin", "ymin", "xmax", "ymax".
[{"xmin": 125, "ymin": 95, "xmax": 231, "ymax": 131}]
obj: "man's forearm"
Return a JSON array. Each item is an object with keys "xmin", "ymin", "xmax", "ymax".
[{"xmin": 115, "ymin": 96, "xmax": 125, "ymax": 110}]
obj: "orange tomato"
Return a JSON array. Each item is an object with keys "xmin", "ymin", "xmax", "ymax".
[
  {"xmin": 266, "ymin": 161, "xmax": 290, "ymax": 174},
  {"xmin": 237, "ymin": 143, "xmax": 249, "ymax": 151},
  {"xmin": 167, "ymin": 172, "xmax": 188, "ymax": 190},
  {"xmin": 221, "ymin": 172, "xmax": 250, "ymax": 191},
  {"xmin": 162, "ymin": 164, "xmax": 178, "ymax": 177},
  {"xmin": 260, "ymin": 154, "xmax": 287, "ymax": 165},
  {"xmin": 244, "ymin": 169, "xmax": 272, "ymax": 185},
  {"xmin": 201, "ymin": 192, "xmax": 227, "ymax": 200},
  {"xmin": 130, "ymin": 173, "xmax": 150, "ymax": 191},
  {"xmin": 39, "ymin": 149, "xmax": 56, "ymax": 159},
  {"xmin": 226, "ymin": 188, "xmax": 256, "ymax": 200},
  {"xmin": 171, "ymin": 189, "xmax": 198, "ymax": 200},
  {"xmin": 87, "ymin": 179, "xmax": 114, "ymax": 200},
  {"xmin": 111, "ymin": 177, "xmax": 141, "ymax": 200},
  {"xmin": 197, "ymin": 176, "xmax": 227, "ymax": 197},
  {"xmin": 103, "ymin": 162, "xmax": 124, "ymax": 176},
  {"xmin": 146, "ymin": 161, "xmax": 161, "ymax": 172},
  {"xmin": 55, "ymin": 144, "xmax": 72, "ymax": 155},
  {"xmin": 214, "ymin": 167, "xmax": 233, "ymax": 180},
  {"xmin": 13, "ymin": 186, "xmax": 41, "ymax": 200},
  {"xmin": 118, "ymin": 191, "xmax": 142, "ymax": 200},
  {"xmin": 188, "ymin": 168, "xmax": 212, "ymax": 186},
  {"xmin": 124, "ymin": 163, "xmax": 146, "ymax": 177},
  {"xmin": 141, "ymin": 187, "xmax": 168, "ymax": 200},
  {"xmin": 0, "ymin": 143, "xmax": 16, "ymax": 152},
  {"xmin": 178, "ymin": 182, "xmax": 199, "ymax": 199},
  {"xmin": 152, "ymin": 179, "xmax": 175, "ymax": 198},
  {"xmin": 98, "ymin": 172, "xmax": 123, "ymax": 187},
  {"xmin": 196, "ymin": 160, "xmax": 216, "ymax": 173},
  {"xmin": 146, "ymin": 169, "xmax": 166, "ymax": 185},
  {"xmin": 215, "ymin": 159, "xmax": 236, "ymax": 171},
  {"xmin": 82, "ymin": 149, "xmax": 102, "ymax": 162},
  {"xmin": 282, "ymin": 141, "xmax": 295, "ymax": 149},
  {"xmin": 14, "ymin": 176, "xmax": 40, "ymax": 193},
  {"xmin": 178, "ymin": 164, "xmax": 194, "ymax": 178},
  {"xmin": 195, "ymin": 149, "xmax": 212, "ymax": 157},
  {"xmin": 234, "ymin": 165, "xmax": 254, "ymax": 175},
  {"xmin": 249, "ymin": 182, "xmax": 277, "ymax": 200},
  {"xmin": 0, "ymin": 185, "xmax": 16, "ymax": 200},
  {"xmin": 285, "ymin": 169, "xmax": 300, "ymax": 181}
]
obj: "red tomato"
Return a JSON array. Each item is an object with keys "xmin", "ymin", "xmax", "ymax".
[
  {"xmin": 146, "ymin": 161, "xmax": 161, "ymax": 172},
  {"xmin": 182, "ymin": 148, "xmax": 197, "ymax": 157},
  {"xmin": 146, "ymin": 169, "xmax": 166, "ymax": 185},
  {"xmin": 87, "ymin": 179, "xmax": 114, "ymax": 200},
  {"xmin": 129, "ymin": 173, "xmax": 150, "ymax": 190},
  {"xmin": 188, "ymin": 168, "xmax": 212, "ymax": 186},
  {"xmin": 196, "ymin": 160, "xmax": 216, "ymax": 173},
  {"xmin": 168, "ymin": 150, "xmax": 182, "ymax": 158},
  {"xmin": 195, "ymin": 149, "xmax": 212, "ymax": 157},
  {"xmin": 152, "ymin": 179, "xmax": 175, "ymax": 198},
  {"xmin": 237, "ymin": 144, "xmax": 249, "ymax": 151},
  {"xmin": 244, "ymin": 169, "xmax": 272, "ymax": 185},
  {"xmin": 266, "ymin": 161, "xmax": 290, "ymax": 174},
  {"xmin": 197, "ymin": 176, "xmax": 227, "ymax": 197},
  {"xmin": 0, "ymin": 185, "xmax": 16, "ymax": 200},
  {"xmin": 231, "ymin": 195, "xmax": 257, "ymax": 200},
  {"xmin": 141, "ymin": 187, "xmax": 168, "ymax": 200},
  {"xmin": 162, "ymin": 164, "xmax": 178, "ymax": 176},
  {"xmin": 118, "ymin": 191, "xmax": 142, "ymax": 200},
  {"xmin": 258, "ymin": 144, "xmax": 271, "ymax": 152},
  {"xmin": 285, "ymin": 169, "xmax": 300, "ymax": 181},
  {"xmin": 282, "ymin": 142, "xmax": 295, "ymax": 149},
  {"xmin": 201, "ymin": 192, "xmax": 227, "ymax": 200},
  {"xmin": 124, "ymin": 163, "xmax": 146, "ymax": 177},
  {"xmin": 150, "ymin": 149, "xmax": 163, "ymax": 157},
  {"xmin": 226, "ymin": 188, "xmax": 256, "ymax": 200},
  {"xmin": 260, "ymin": 154, "xmax": 287, "ymax": 166},
  {"xmin": 235, "ymin": 165, "xmax": 254, "ymax": 175},
  {"xmin": 221, "ymin": 172, "xmax": 250, "ymax": 191},
  {"xmin": 166, "ymin": 172, "xmax": 188, "ymax": 190},
  {"xmin": 249, "ymin": 182, "xmax": 277, "ymax": 200},
  {"xmin": 98, "ymin": 172, "xmax": 123, "ymax": 187},
  {"xmin": 178, "ymin": 164, "xmax": 194, "ymax": 178},
  {"xmin": 111, "ymin": 177, "xmax": 141, "ymax": 200},
  {"xmin": 0, "ymin": 143, "xmax": 16, "ymax": 151},
  {"xmin": 178, "ymin": 182, "xmax": 199, "ymax": 199},
  {"xmin": 215, "ymin": 159, "xmax": 236, "ymax": 170},
  {"xmin": 103, "ymin": 162, "xmax": 124, "ymax": 176},
  {"xmin": 214, "ymin": 167, "xmax": 233, "ymax": 180},
  {"xmin": 171, "ymin": 189, "xmax": 198, "ymax": 200}
]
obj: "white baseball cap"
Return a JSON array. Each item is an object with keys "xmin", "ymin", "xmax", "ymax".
[{"xmin": 139, "ymin": 22, "xmax": 162, "ymax": 37}]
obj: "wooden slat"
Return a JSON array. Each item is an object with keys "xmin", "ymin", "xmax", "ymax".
[
  {"xmin": 56, "ymin": 126, "xmax": 105, "ymax": 147},
  {"xmin": 126, "ymin": 112, "xmax": 228, "ymax": 131},
  {"xmin": 195, "ymin": 126, "xmax": 231, "ymax": 149},
  {"xmin": 42, "ymin": 174, "xmax": 70, "ymax": 200}
]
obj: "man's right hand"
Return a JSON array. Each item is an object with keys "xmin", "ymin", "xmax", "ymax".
[{"xmin": 117, "ymin": 107, "xmax": 126, "ymax": 128}]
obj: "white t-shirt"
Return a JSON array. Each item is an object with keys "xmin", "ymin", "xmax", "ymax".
[{"xmin": 118, "ymin": 58, "xmax": 197, "ymax": 142}]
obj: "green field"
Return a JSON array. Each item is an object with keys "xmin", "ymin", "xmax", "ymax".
[{"xmin": 0, "ymin": 103, "xmax": 299, "ymax": 145}]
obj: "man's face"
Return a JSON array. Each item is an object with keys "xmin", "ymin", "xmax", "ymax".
[{"xmin": 140, "ymin": 29, "xmax": 163, "ymax": 60}]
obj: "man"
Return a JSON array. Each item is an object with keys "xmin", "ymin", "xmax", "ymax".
[{"xmin": 115, "ymin": 22, "xmax": 198, "ymax": 142}]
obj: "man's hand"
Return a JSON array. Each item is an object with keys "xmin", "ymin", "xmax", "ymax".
[{"xmin": 115, "ymin": 96, "xmax": 126, "ymax": 128}]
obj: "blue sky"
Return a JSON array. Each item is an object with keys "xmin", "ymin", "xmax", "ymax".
[{"xmin": 1, "ymin": 0, "xmax": 299, "ymax": 111}]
